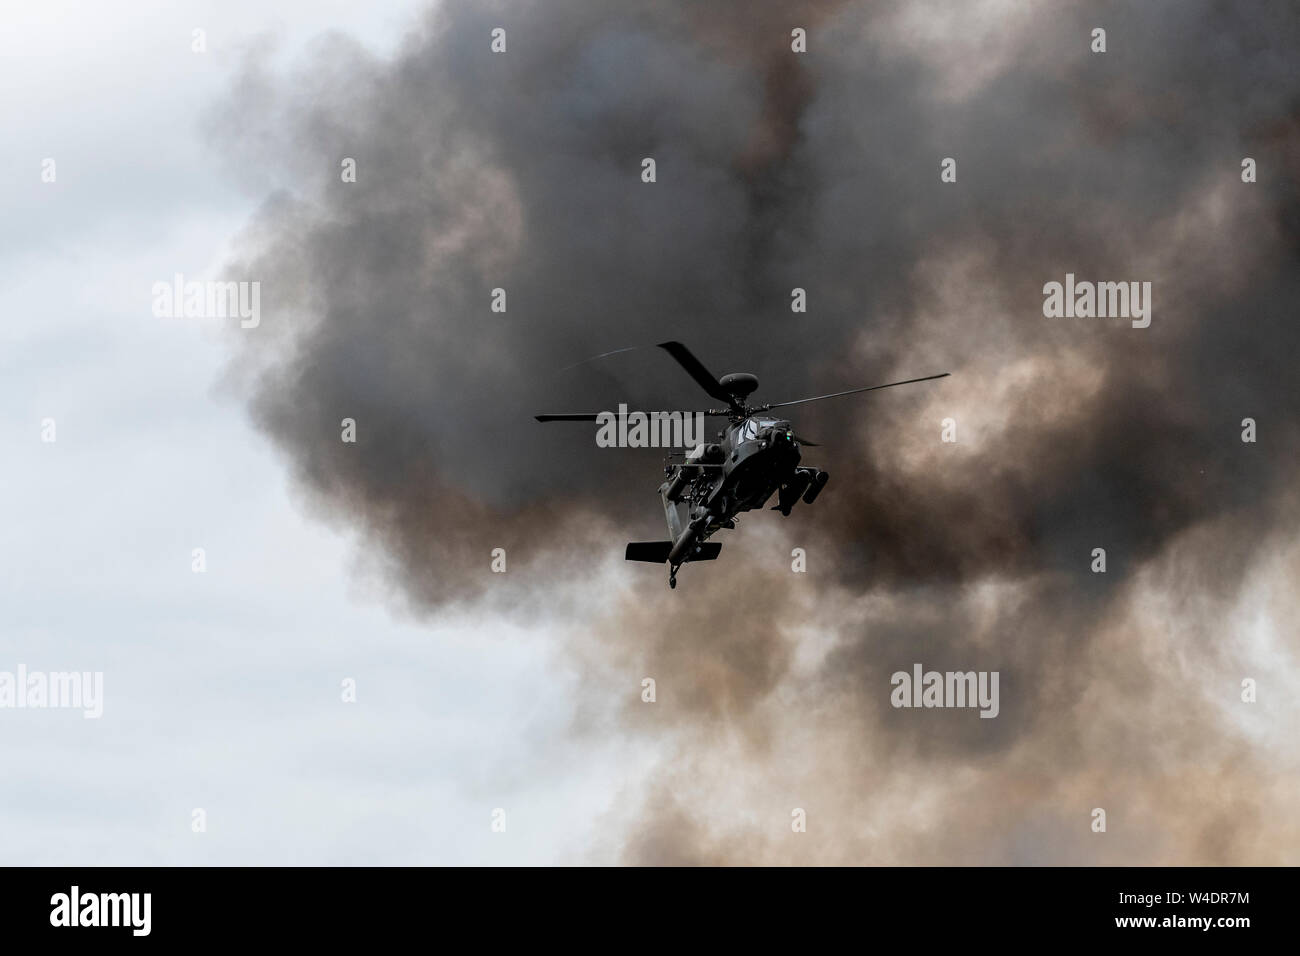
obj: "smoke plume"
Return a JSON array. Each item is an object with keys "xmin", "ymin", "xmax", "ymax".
[{"xmin": 213, "ymin": 0, "xmax": 1300, "ymax": 863}]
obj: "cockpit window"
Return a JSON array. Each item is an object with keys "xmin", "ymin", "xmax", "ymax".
[{"xmin": 735, "ymin": 419, "xmax": 784, "ymax": 443}]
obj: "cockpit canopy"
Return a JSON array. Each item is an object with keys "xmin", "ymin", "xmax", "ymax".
[{"xmin": 733, "ymin": 417, "xmax": 792, "ymax": 445}]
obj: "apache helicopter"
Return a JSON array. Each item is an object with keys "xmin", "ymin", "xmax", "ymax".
[{"xmin": 536, "ymin": 342, "xmax": 947, "ymax": 588}]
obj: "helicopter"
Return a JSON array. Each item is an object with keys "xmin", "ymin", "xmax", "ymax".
[{"xmin": 536, "ymin": 342, "xmax": 948, "ymax": 588}]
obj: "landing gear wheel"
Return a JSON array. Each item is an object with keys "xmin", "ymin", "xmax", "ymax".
[{"xmin": 669, "ymin": 572, "xmax": 677, "ymax": 589}]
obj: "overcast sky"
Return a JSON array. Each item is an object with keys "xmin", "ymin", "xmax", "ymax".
[{"xmin": 0, "ymin": 0, "xmax": 651, "ymax": 866}]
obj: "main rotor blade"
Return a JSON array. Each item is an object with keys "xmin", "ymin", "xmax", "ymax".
[
  {"xmin": 764, "ymin": 372, "xmax": 949, "ymax": 410},
  {"xmin": 535, "ymin": 410, "xmax": 726, "ymax": 422},
  {"xmin": 657, "ymin": 341, "xmax": 738, "ymax": 408},
  {"xmin": 556, "ymin": 345, "xmax": 644, "ymax": 373}
]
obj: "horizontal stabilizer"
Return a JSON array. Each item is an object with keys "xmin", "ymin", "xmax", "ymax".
[
  {"xmin": 626, "ymin": 541, "xmax": 673, "ymax": 563},
  {"xmin": 686, "ymin": 542, "xmax": 722, "ymax": 562},
  {"xmin": 625, "ymin": 541, "xmax": 722, "ymax": 563}
]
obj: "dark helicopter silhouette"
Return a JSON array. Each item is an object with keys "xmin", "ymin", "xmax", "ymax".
[{"xmin": 537, "ymin": 342, "xmax": 948, "ymax": 588}]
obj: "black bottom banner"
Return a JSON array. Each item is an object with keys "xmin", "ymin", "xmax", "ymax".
[{"xmin": 0, "ymin": 866, "xmax": 1285, "ymax": 943}]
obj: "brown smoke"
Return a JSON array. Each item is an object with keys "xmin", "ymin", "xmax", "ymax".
[{"xmin": 213, "ymin": 0, "xmax": 1300, "ymax": 863}]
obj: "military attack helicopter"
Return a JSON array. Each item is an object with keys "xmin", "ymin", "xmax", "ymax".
[{"xmin": 536, "ymin": 342, "xmax": 947, "ymax": 588}]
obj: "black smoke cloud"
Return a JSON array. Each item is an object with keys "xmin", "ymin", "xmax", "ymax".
[{"xmin": 214, "ymin": 0, "xmax": 1300, "ymax": 863}]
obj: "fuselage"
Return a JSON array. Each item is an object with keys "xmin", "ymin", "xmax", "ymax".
[
  {"xmin": 716, "ymin": 416, "xmax": 803, "ymax": 512},
  {"xmin": 659, "ymin": 415, "xmax": 805, "ymax": 565}
]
